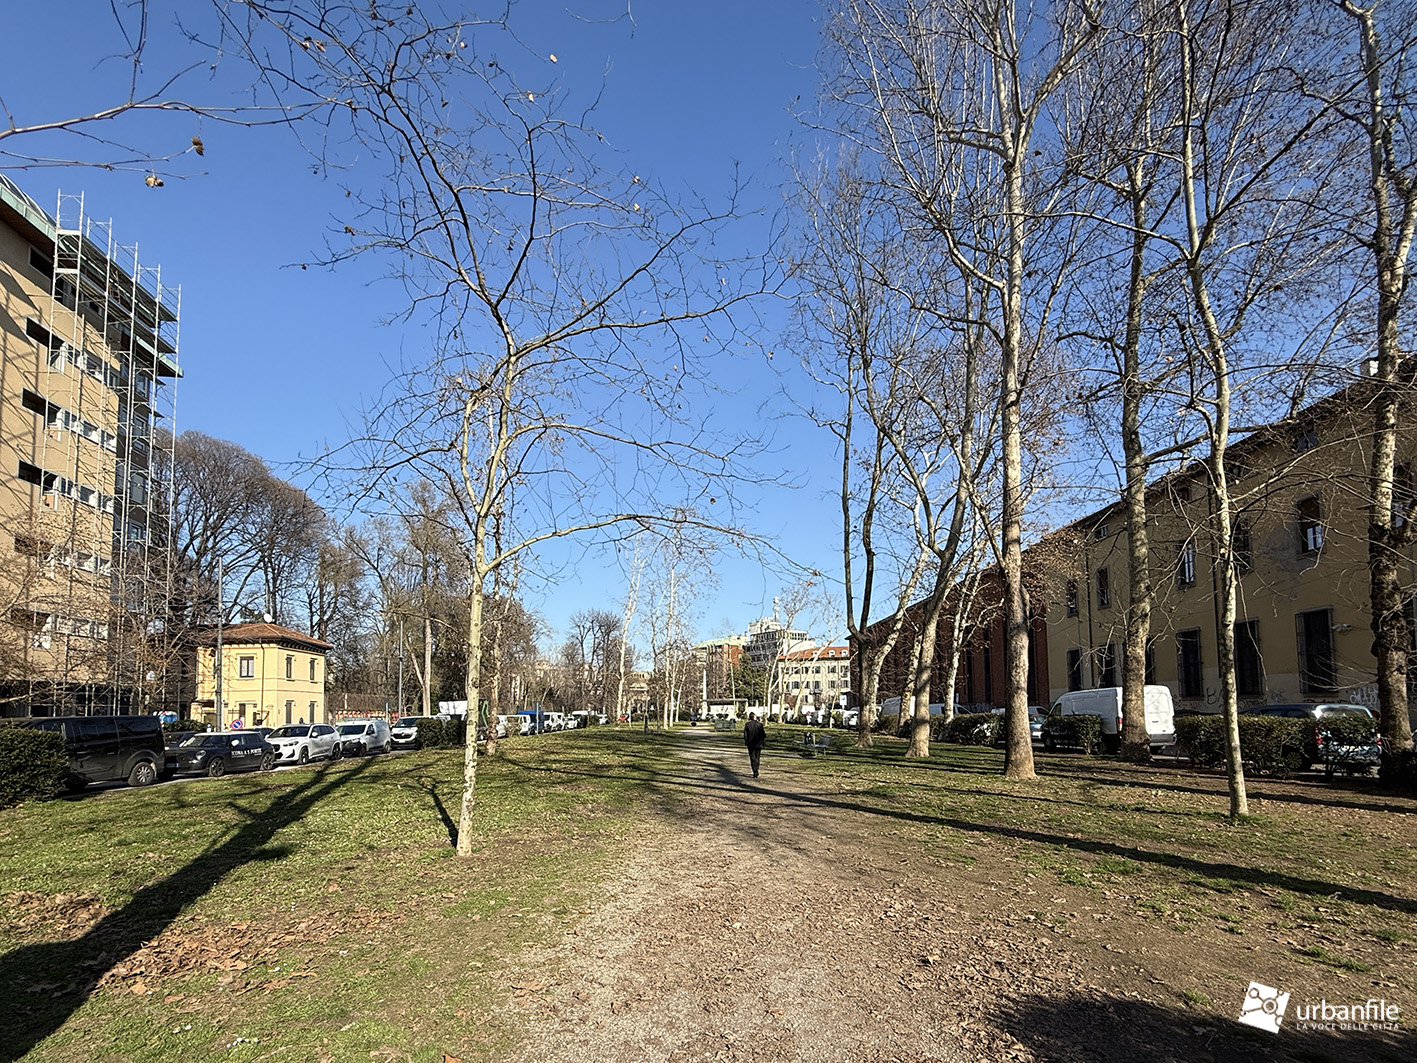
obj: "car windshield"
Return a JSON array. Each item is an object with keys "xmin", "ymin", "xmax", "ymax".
[
  {"xmin": 393, "ymin": 719, "xmax": 423, "ymax": 728},
  {"xmin": 181, "ymin": 734, "xmax": 223, "ymax": 748},
  {"xmin": 269, "ymin": 726, "xmax": 310, "ymax": 738},
  {"xmin": 338, "ymin": 724, "xmax": 365, "ymax": 735},
  {"xmin": 1320, "ymin": 707, "xmax": 1369, "ymax": 717}
]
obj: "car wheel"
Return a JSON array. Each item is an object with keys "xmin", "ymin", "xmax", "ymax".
[
  {"xmin": 354, "ymin": 743, "xmax": 365, "ymax": 757},
  {"xmin": 65, "ymin": 776, "xmax": 89, "ymax": 793},
  {"xmin": 1043, "ymin": 734, "xmax": 1056, "ymax": 752},
  {"xmin": 206, "ymin": 757, "xmax": 227, "ymax": 778},
  {"xmin": 261, "ymin": 753, "xmax": 276, "ymax": 771},
  {"xmin": 330, "ymin": 742, "xmax": 343, "ymax": 762},
  {"xmin": 298, "ymin": 747, "xmax": 309, "ymax": 766},
  {"xmin": 128, "ymin": 761, "xmax": 158, "ymax": 787}
]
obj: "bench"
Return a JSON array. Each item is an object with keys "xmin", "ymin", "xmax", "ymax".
[
  {"xmin": 712, "ymin": 718, "xmax": 737, "ymax": 732},
  {"xmin": 795, "ymin": 732, "xmax": 831, "ymax": 757}
]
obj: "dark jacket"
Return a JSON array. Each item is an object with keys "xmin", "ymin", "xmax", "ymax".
[{"xmin": 743, "ymin": 718, "xmax": 766, "ymax": 750}]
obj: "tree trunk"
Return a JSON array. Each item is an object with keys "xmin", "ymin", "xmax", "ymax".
[
  {"xmin": 906, "ymin": 574, "xmax": 950, "ymax": 758},
  {"xmin": 455, "ymin": 579, "xmax": 484, "ymax": 856},
  {"xmin": 1120, "ymin": 175, "xmax": 1154, "ymax": 764},
  {"xmin": 1000, "ymin": 148, "xmax": 1036, "ymax": 781}
]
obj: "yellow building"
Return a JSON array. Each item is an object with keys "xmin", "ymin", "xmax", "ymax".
[
  {"xmin": 0, "ymin": 177, "xmax": 180, "ymax": 715},
  {"xmin": 194, "ymin": 623, "xmax": 330, "ymax": 728},
  {"xmin": 1041, "ymin": 377, "xmax": 1413, "ymax": 722}
]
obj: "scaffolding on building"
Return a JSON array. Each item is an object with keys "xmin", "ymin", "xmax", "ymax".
[{"xmin": 20, "ymin": 189, "xmax": 181, "ymax": 715}]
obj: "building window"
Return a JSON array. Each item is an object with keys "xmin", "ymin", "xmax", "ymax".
[
  {"xmin": 1096, "ymin": 567, "xmax": 1111, "ymax": 609},
  {"xmin": 1235, "ymin": 620, "xmax": 1264, "ymax": 697},
  {"xmin": 1232, "ymin": 519, "xmax": 1252, "ymax": 575},
  {"xmin": 1176, "ymin": 541, "xmax": 1196, "ymax": 588},
  {"xmin": 1064, "ymin": 580, "xmax": 1079, "ymax": 618},
  {"xmin": 238, "ymin": 655, "xmax": 255, "ymax": 679},
  {"xmin": 309, "ymin": 700, "xmax": 317, "ymax": 721},
  {"xmin": 1145, "ymin": 637, "xmax": 1157, "ymax": 685},
  {"xmin": 1297, "ymin": 608, "xmax": 1337, "ymax": 695},
  {"xmin": 1174, "ymin": 482, "xmax": 1192, "ymax": 504},
  {"xmin": 1097, "ymin": 642, "xmax": 1118, "ymax": 687},
  {"xmin": 309, "ymin": 658, "xmax": 317, "ymax": 682},
  {"xmin": 1292, "ymin": 426, "xmax": 1319, "ymax": 453},
  {"xmin": 1067, "ymin": 648, "xmax": 1084, "ymax": 692},
  {"xmin": 1297, "ymin": 496, "xmax": 1324, "ymax": 555},
  {"xmin": 286, "ymin": 655, "xmax": 294, "ymax": 679},
  {"xmin": 1177, "ymin": 629, "xmax": 1203, "ymax": 698},
  {"xmin": 1093, "ymin": 522, "xmax": 1109, "ymax": 540},
  {"xmin": 285, "ymin": 700, "xmax": 294, "ymax": 725}
]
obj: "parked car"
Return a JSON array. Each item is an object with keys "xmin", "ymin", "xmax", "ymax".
[
  {"xmin": 1240, "ymin": 703, "xmax": 1380, "ymax": 771},
  {"xmin": 1044, "ymin": 686, "xmax": 1176, "ymax": 753},
  {"xmin": 337, "ymin": 718, "xmax": 392, "ymax": 755},
  {"xmin": 266, "ymin": 723, "xmax": 343, "ymax": 765},
  {"xmin": 390, "ymin": 717, "xmax": 440, "ymax": 749},
  {"xmin": 170, "ymin": 731, "xmax": 276, "ymax": 777},
  {"xmin": 15, "ymin": 714, "xmax": 166, "ymax": 789}
]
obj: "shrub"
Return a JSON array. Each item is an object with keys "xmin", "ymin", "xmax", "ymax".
[
  {"xmin": 0, "ymin": 726, "xmax": 68, "ymax": 808},
  {"xmin": 874, "ymin": 713, "xmax": 901, "ymax": 735},
  {"xmin": 942, "ymin": 713, "xmax": 1000, "ymax": 745},
  {"xmin": 1175, "ymin": 715, "xmax": 1312, "ymax": 776},
  {"xmin": 162, "ymin": 718, "xmax": 206, "ymax": 736},
  {"xmin": 1381, "ymin": 748, "xmax": 1417, "ymax": 792},
  {"xmin": 1314, "ymin": 713, "xmax": 1380, "ymax": 776},
  {"xmin": 440, "ymin": 715, "xmax": 467, "ymax": 746},
  {"xmin": 1043, "ymin": 713, "xmax": 1105, "ymax": 754}
]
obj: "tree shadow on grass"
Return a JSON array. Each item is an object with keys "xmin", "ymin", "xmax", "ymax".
[
  {"xmin": 1040, "ymin": 757, "xmax": 1417, "ymax": 817},
  {"xmin": 1000, "ymin": 991, "xmax": 1414, "ymax": 1063},
  {"xmin": 495, "ymin": 741, "xmax": 1417, "ymax": 915},
  {"xmin": 1, "ymin": 758, "xmax": 375, "ymax": 1063}
]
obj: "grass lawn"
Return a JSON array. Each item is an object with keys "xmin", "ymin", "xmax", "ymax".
[
  {"xmin": 0, "ymin": 731, "xmax": 676, "ymax": 1063},
  {"xmin": 3, "ymin": 724, "xmax": 1414, "ymax": 1062}
]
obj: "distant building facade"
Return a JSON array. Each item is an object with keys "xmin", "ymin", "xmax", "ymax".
[{"xmin": 194, "ymin": 623, "xmax": 330, "ymax": 728}]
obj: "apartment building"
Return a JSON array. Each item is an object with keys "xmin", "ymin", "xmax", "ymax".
[
  {"xmin": 778, "ymin": 643, "xmax": 853, "ymax": 708},
  {"xmin": 193, "ymin": 622, "xmax": 330, "ymax": 728},
  {"xmin": 1044, "ymin": 376, "xmax": 1406, "ymax": 717},
  {"xmin": 0, "ymin": 178, "xmax": 180, "ymax": 716},
  {"xmin": 853, "ymin": 371, "xmax": 1415, "ymax": 727}
]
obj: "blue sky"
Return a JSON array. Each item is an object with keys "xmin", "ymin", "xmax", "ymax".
[{"xmin": 1, "ymin": 1, "xmax": 842, "ymax": 644}]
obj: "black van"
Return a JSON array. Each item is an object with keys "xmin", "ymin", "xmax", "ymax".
[{"xmin": 17, "ymin": 715, "xmax": 166, "ymax": 789}]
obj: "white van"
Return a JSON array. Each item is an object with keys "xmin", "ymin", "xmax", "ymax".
[
  {"xmin": 1047, "ymin": 686, "xmax": 1175, "ymax": 753},
  {"xmin": 336, "ymin": 718, "xmax": 392, "ymax": 756}
]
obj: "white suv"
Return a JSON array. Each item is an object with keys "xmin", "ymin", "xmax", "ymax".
[
  {"xmin": 267, "ymin": 723, "xmax": 343, "ymax": 765},
  {"xmin": 337, "ymin": 719, "xmax": 392, "ymax": 756}
]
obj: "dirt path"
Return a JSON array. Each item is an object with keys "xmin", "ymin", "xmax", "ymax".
[
  {"xmin": 500, "ymin": 734, "xmax": 1090, "ymax": 1063},
  {"xmin": 499, "ymin": 733, "xmax": 1411, "ymax": 1063}
]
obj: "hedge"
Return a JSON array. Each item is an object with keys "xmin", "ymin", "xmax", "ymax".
[
  {"xmin": 162, "ymin": 719, "xmax": 206, "ymax": 736},
  {"xmin": 941, "ymin": 713, "xmax": 1001, "ymax": 745},
  {"xmin": 1042, "ymin": 713, "xmax": 1105, "ymax": 754},
  {"xmin": 874, "ymin": 713, "xmax": 901, "ymax": 736},
  {"xmin": 0, "ymin": 726, "xmax": 68, "ymax": 808},
  {"xmin": 1175, "ymin": 715, "xmax": 1312, "ymax": 776}
]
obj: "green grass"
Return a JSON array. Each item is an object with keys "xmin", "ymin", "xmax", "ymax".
[
  {"xmin": 5, "ymin": 724, "xmax": 1415, "ymax": 1061},
  {"xmin": 0, "ymin": 729, "xmax": 680, "ymax": 1063}
]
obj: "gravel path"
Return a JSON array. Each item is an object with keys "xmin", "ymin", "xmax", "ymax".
[{"xmin": 501, "ymin": 735, "xmax": 1086, "ymax": 1063}]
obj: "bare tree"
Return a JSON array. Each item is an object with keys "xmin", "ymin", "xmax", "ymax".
[
  {"xmin": 1331, "ymin": 0, "xmax": 1417, "ymax": 770},
  {"xmin": 825, "ymin": 0, "xmax": 1101, "ymax": 778},
  {"xmin": 218, "ymin": 4, "xmax": 771, "ymax": 854}
]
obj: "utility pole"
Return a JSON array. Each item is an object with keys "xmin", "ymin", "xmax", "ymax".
[
  {"xmin": 396, "ymin": 617, "xmax": 405, "ymax": 720},
  {"xmin": 214, "ymin": 559, "xmax": 224, "ymax": 730}
]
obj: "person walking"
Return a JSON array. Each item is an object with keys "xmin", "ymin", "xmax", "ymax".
[{"xmin": 743, "ymin": 712, "xmax": 767, "ymax": 778}]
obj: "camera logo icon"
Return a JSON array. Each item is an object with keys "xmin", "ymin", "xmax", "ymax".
[{"xmin": 1238, "ymin": 981, "xmax": 1290, "ymax": 1033}]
